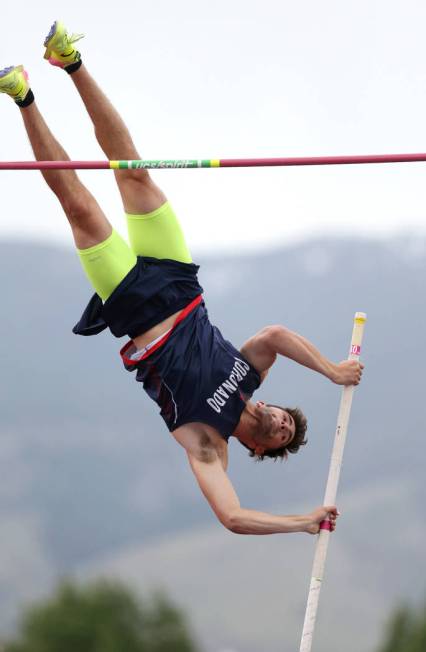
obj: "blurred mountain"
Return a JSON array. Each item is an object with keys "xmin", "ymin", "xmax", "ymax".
[{"xmin": 0, "ymin": 235, "xmax": 425, "ymax": 652}]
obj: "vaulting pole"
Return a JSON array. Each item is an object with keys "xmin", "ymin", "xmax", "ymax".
[
  {"xmin": 0, "ymin": 153, "xmax": 426, "ymax": 169},
  {"xmin": 299, "ymin": 312, "xmax": 367, "ymax": 652}
]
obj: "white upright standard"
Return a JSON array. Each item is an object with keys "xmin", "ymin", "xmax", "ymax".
[{"xmin": 299, "ymin": 311, "xmax": 367, "ymax": 652}]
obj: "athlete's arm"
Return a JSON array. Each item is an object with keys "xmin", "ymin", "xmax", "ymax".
[
  {"xmin": 240, "ymin": 325, "xmax": 363, "ymax": 385},
  {"xmin": 187, "ymin": 450, "xmax": 338, "ymax": 535}
]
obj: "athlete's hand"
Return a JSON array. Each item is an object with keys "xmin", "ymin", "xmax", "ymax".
[
  {"xmin": 333, "ymin": 360, "xmax": 364, "ymax": 386},
  {"xmin": 305, "ymin": 506, "xmax": 339, "ymax": 535}
]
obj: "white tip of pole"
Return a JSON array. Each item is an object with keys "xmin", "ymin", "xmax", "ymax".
[{"xmin": 354, "ymin": 311, "xmax": 367, "ymax": 321}]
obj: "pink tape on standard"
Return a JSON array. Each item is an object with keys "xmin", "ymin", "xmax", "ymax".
[
  {"xmin": 351, "ymin": 344, "xmax": 361, "ymax": 355},
  {"xmin": 319, "ymin": 520, "xmax": 331, "ymax": 531}
]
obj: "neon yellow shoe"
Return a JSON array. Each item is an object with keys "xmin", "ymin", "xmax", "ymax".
[
  {"xmin": 43, "ymin": 20, "xmax": 84, "ymax": 68},
  {"xmin": 0, "ymin": 65, "xmax": 31, "ymax": 103}
]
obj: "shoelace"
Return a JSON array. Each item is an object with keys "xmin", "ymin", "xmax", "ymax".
[
  {"xmin": 66, "ymin": 32, "xmax": 84, "ymax": 46},
  {"xmin": 44, "ymin": 28, "xmax": 84, "ymax": 52}
]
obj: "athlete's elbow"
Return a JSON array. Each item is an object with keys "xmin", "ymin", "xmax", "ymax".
[
  {"xmin": 256, "ymin": 324, "xmax": 290, "ymax": 352},
  {"xmin": 221, "ymin": 511, "xmax": 246, "ymax": 535},
  {"xmin": 266, "ymin": 324, "xmax": 292, "ymax": 345}
]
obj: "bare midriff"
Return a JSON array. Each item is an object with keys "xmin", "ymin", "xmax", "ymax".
[{"xmin": 132, "ymin": 309, "xmax": 183, "ymax": 351}]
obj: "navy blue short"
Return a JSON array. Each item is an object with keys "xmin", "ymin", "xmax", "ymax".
[{"xmin": 73, "ymin": 257, "xmax": 203, "ymax": 338}]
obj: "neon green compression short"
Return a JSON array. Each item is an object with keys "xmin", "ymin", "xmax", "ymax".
[{"xmin": 77, "ymin": 201, "xmax": 192, "ymax": 301}]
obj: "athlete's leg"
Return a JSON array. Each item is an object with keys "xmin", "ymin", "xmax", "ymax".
[
  {"xmin": 21, "ymin": 102, "xmax": 137, "ymax": 299},
  {"xmin": 20, "ymin": 101, "xmax": 111, "ymax": 249},
  {"xmin": 70, "ymin": 65, "xmax": 192, "ymax": 262},
  {"xmin": 69, "ymin": 64, "xmax": 167, "ymax": 215},
  {"xmin": 43, "ymin": 22, "xmax": 192, "ymax": 262},
  {"xmin": 0, "ymin": 65, "xmax": 136, "ymax": 300}
]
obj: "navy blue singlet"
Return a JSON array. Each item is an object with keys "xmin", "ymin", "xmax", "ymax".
[{"xmin": 123, "ymin": 303, "xmax": 261, "ymax": 440}]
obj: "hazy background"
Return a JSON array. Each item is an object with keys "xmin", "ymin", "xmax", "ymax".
[{"xmin": 1, "ymin": 2, "xmax": 425, "ymax": 652}]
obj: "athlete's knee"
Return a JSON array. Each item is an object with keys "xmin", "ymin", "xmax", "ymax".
[
  {"xmin": 116, "ymin": 167, "xmax": 152, "ymax": 188},
  {"xmin": 59, "ymin": 193, "xmax": 112, "ymax": 248},
  {"xmin": 61, "ymin": 194, "xmax": 99, "ymax": 227},
  {"xmin": 72, "ymin": 222, "xmax": 112, "ymax": 250},
  {"xmin": 118, "ymin": 173, "xmax": 167, "ymax": 215}
]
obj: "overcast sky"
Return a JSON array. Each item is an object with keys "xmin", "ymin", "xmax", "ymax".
[{"xmin": 2, "ymin": 0, "xmax": 426, "ymax": 254}]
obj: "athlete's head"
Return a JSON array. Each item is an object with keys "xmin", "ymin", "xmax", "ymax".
[{"xmin": 238, "ymin": 401, "xmax": 308, "ymax": 461}]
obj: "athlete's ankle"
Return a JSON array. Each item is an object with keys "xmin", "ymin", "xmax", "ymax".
[
  {"xmin": 15, "ymin": 88, "xmax": 35, "ymax": 108},
  {"xmin": 64, "ymin": 59, "xmax": 83, "ymax": 75}
]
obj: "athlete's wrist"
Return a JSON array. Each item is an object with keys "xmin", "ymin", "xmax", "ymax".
[
  {"xmin": 326, "ymin": 361, "xmax": 339, "ymax": 383},
  {"xmin": 280, "ymin": 514, "xmax": 311, "ymax": 534},
  {"xmin": 296, "ymin": 515, "xmax": 314, "ymax": 534}
]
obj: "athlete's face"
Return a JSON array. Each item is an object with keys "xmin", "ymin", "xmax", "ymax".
[{"xmin": 254, "ymin": 401, "xmax": 296, "ymax": 452}]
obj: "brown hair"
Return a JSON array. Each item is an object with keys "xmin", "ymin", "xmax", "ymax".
[{"xmin": 243, "ymin": 405, "xmax": 308, "ymax": 462}]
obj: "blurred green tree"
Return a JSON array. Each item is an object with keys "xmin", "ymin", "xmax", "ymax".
[
  {"xmin": 378, "ymin": 601, "xmax": 426, "ymax": 652},
  {"xmin": 3, "ymin": 580, "xmax": 201, "ymax": 652}
]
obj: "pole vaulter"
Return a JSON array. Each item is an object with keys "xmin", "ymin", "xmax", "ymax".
[
  {"xmin": 0, "ymin": 19, "xmax": 365, "ymax": 536},
  {"xmin": 1, "ymin": 19, "xmax": 367, "ymax": 652}
]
